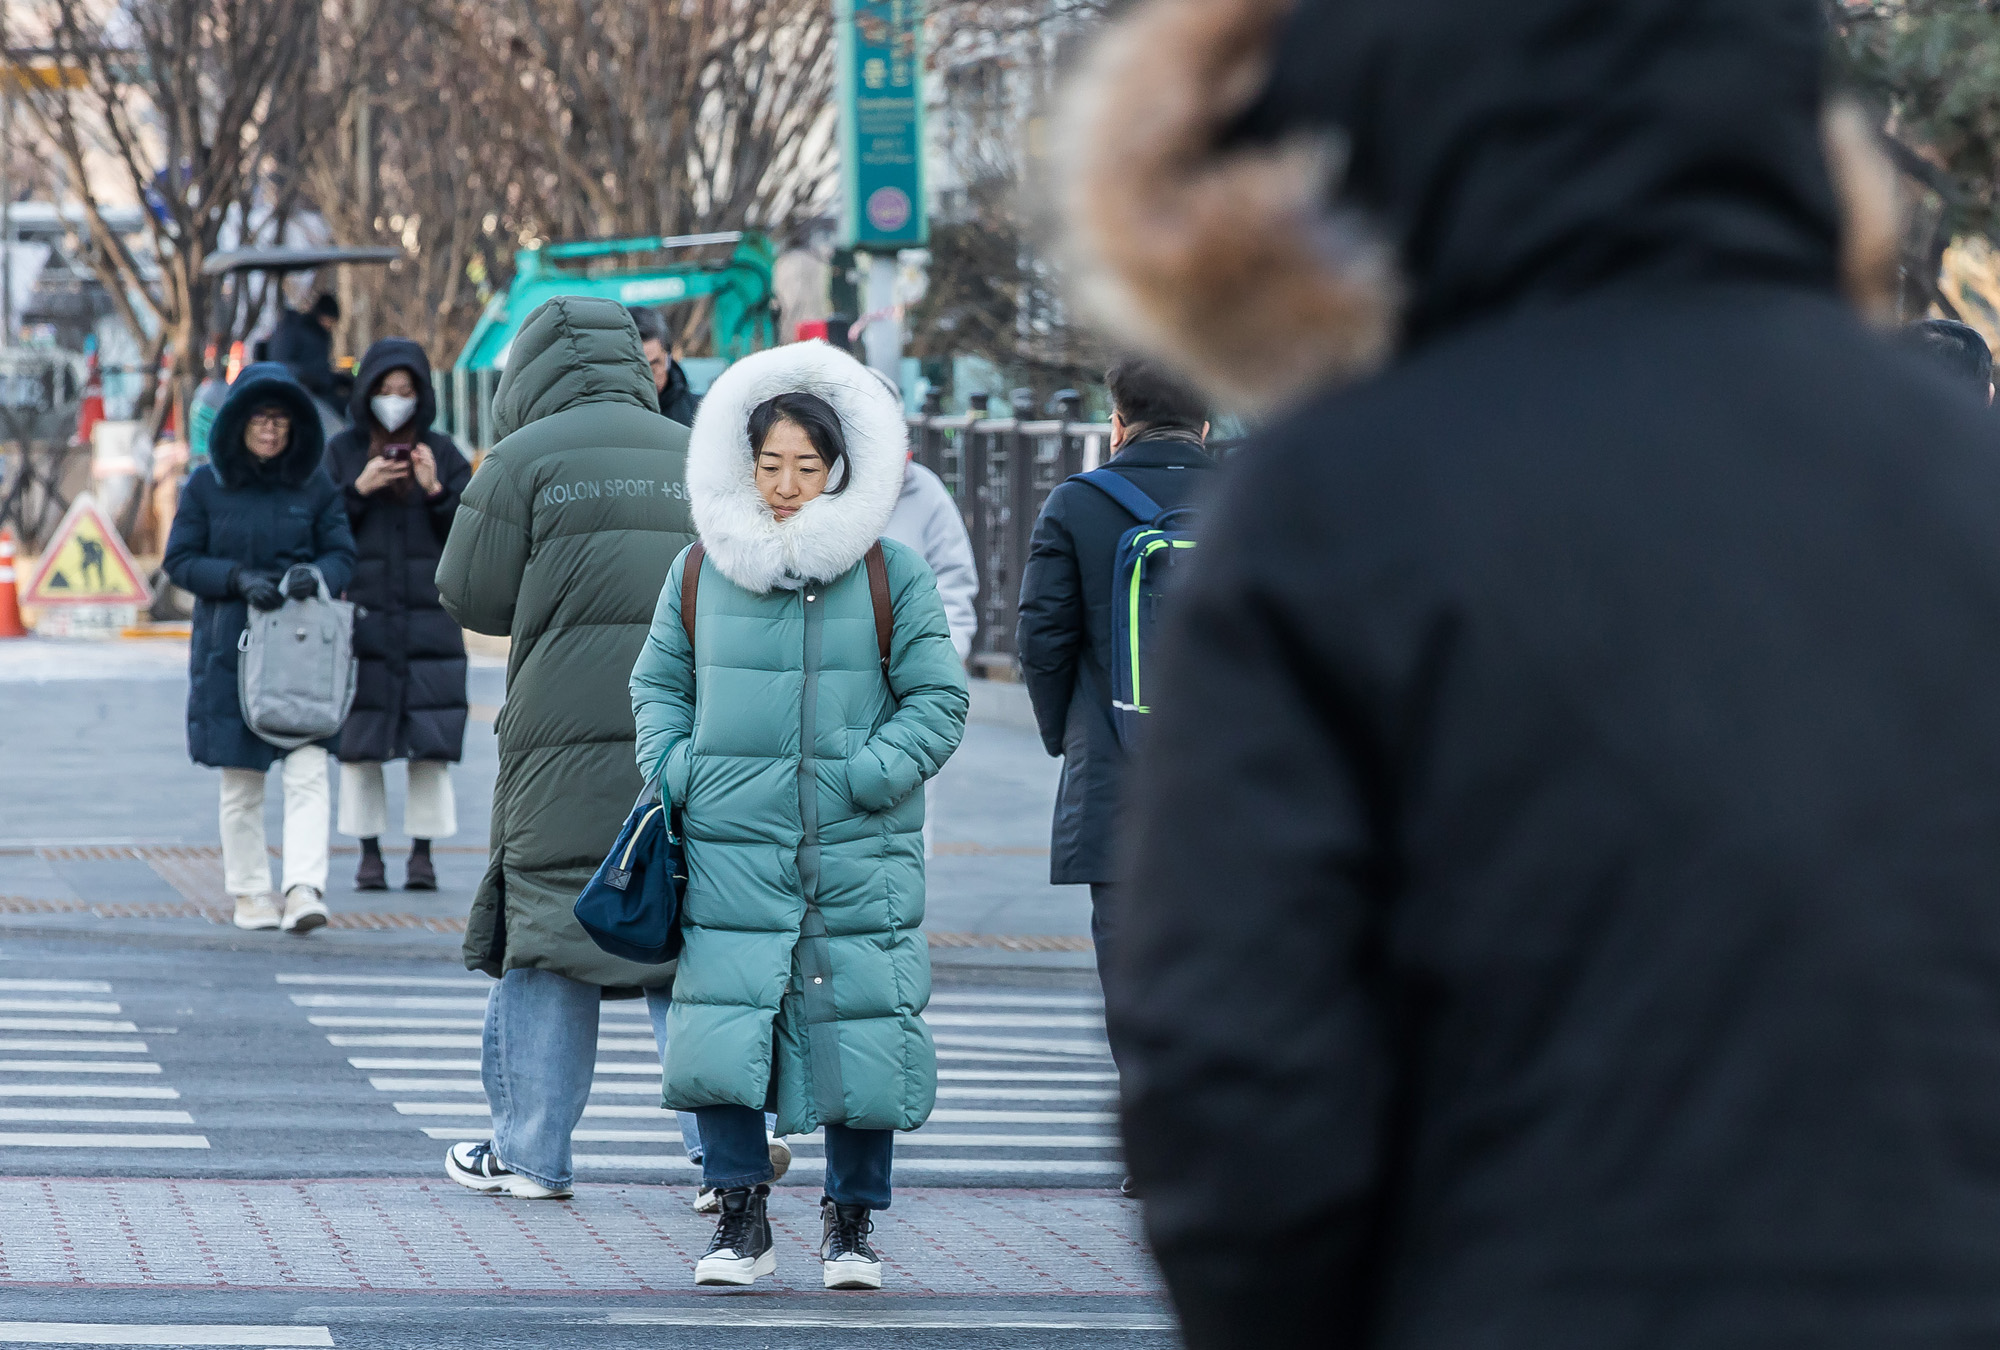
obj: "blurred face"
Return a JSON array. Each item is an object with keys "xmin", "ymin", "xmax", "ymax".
[
  {"xmin": 374, "ymin": 368, "xmax": 417, "ymax": 400},
  {"xmin": 246, "ymin": 406, "xmax": 292, "ymax": 460},
  {"xmin": 642, "ymin": 338, "xmax": 670, "ymax": 394},
  {"xmin": 755, "ymin": 419, "xmax": 828, "ymax": 521}
]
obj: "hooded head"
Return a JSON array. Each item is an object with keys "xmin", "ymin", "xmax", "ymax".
[
  {"xmin": 687, "ymin": 341, "xmax": 907, "ymax": 594},
  {"xmin": 209, "ymin": 361, "xmax": 326, "ymax": 490},
  {"xmin": 1064, "ymin": 0, "xmax": 1899, "ymax": 411},
  {"xmin": 490, "ymin": 297, "xmax": 658, "ymax": 441},
  {"xmin": 349, "ymin": 337, "xmax": 438, "ymax": 438}
]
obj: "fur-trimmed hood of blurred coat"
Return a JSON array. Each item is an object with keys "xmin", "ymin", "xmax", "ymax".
[
  {"xmin": 687, "ymin": 341, "xmax": 908, "ymax": 594},
  {"xmin": 1060, "ymin": 0, "xmax": 1898, "ymax": 414}
]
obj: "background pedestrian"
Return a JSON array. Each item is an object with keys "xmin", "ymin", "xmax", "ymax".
[
  {"xmin": 630, "ymin": 340, "xmax": 969, "ymax": 1290},
  {"xmin": 323, "ymin": 338, "xmax": 473, "ymax": 891},
  {"xmin": 1063, "ymin": 0, "xmax": 2000, "ymax": 1345},
  {"xmin": 163, "ymin": 362, "xmax": 356, "ymax": 934},
  {"xmin": 629, "ymin": 306, "xmax": 700, "ymax": 426},
  {"xmin": 1899, "ymin": 318, "xmax": 1995, "ymax": 404},
  {"xmin": 1016, "ymin": 358, "xmax": 1210, "ymax": 989},
  {"xmin": 434, "ymin": 297, "xmax": 693, "ymax": 1202}
]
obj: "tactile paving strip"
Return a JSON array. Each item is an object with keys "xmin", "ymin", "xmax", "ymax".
[{"xmin": 0, "ymin": 1181, "xmax": 1160, "ymax": 1295}]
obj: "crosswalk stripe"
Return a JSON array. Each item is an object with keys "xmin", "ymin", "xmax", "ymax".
[
  {"xmin": 0, "ymin": 1060, "xmax": 160, "ymax": 1074},
  {"xmin": 310, "ymin": 1016, "xmax": 483, "ymax": 1029},
  {"xmin": 0, "ymin": 1323, "xmax": 332, "ymax": 1346},
  {"xmin": 0, "ymin": 999, "xmax": 120, "ymax": 1015},
  {"xmin": 346, "ymin": 1057, "xmax": 659, "ymax": 1074},
  {"xmin": 929, "ymin": 1109, "xmax": 1117, "ymax": 1124},
  {"xmin": 934, "ymin": 1046, "xmax": 1112, "ymax": 1064},
  {"xmin": 937, "ymin": 1070, "xmax": 1118, "ymax": 1081},
  {"xmin": 418, "ymin": 1126, "xmax": 1119, "ymax": 1147},
  {"xmin": 0, "ymin": 1039, "xmax": 148, "ymax": 1053},
  {"xmin": 0, "ymin": 1018, "xmax": 140, "ymax": 1033},
  {"xmin": 326, "ymin": 1034, "xmax": 654, "ymax": 1050},
  {"xmin": 571, "ymin": 1155, "xmax": 1122, "ymax": 1174},
  {"xmin": 0, "ymin": 1132, "xmax": 208, "ymax": 1148},
  {"xmin": 0, "ymin": 1084, "xmax": 180, "ymax": 1099},
  {"xmin": 368, "ymin": 1077, "xmax": 658, "ymax": 1094},
  {"xmin": 932, "ymin": 1040, "xmax": 1120, "ymax": 1064},
  {"xmin": 0, "ymin": 980, "xmax": 113, "ymax": 994},
  {"xmin": 924, "ymin": 1013, "xmax": 1109, "ymax": 1029},
  {"xmin": 291, "ymin": 993, "xmax": 488, "ymax": 1010},
  {"xmin": 937, "ymin": 1086, "xmax": 1113, "ymax": 1102},
  {"xmin": 926, "ymin": 991, "xmax": 1104, "ymax": 1009},
  {"xmin": 394, "ymin": 1102, "xmax": 666, "ymax": 1118},
  {"xmin": 0, "ymin": 1107, "xmax": 194, "ymax": 1124},
  {"xmin": 279, "ymin": 973, "xmax": 489, "ymax": 990}
]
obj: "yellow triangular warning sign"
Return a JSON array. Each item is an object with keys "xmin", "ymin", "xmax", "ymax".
[{"xmin": 21, "ymin": 493, "xmax": 152, "ymax": 606}]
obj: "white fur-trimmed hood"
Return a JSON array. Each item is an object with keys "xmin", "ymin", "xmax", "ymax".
[{"xmin": 687, "ymin": 341, "xmax": 908, "ymax": 593}]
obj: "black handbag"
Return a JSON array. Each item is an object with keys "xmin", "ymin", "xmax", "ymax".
[{"xmin": 572, "ymin": 772, "xmax": 686, "ymax": 966}]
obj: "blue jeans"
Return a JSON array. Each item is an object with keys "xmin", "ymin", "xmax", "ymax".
[
  {"xmin": 482, "ymin": 967, "xmax": 672, "ymax": 1192},
  {"xmin": 697, "ymin": 1103, "xmax": 896, "ymax": 1210},
  {"xmin": 637, "ymin": 996, "xmax": 775, "ymax": 1166}
]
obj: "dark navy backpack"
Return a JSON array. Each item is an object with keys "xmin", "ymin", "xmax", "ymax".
[{"xmin": 1075, "ymin": 468, "xmax": 1199, "ymax": 748}]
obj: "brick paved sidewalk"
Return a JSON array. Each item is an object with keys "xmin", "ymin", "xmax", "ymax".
[{"xmin": 0, "ymin": 1180, "xmax": 1162, "ymax": 1298}]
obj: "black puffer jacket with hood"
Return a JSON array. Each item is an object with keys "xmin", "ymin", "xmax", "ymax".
[
  {"xmin": 1071, "ymin": 1, "xmax": 2000, "ymax": 1346},
  {"xmin": 323, "ymin": 339, "xmax": 473, "ymax": 765},
  {"xmin": 164, "ymin": 362, "xmax": 357, "ymax": 771}
]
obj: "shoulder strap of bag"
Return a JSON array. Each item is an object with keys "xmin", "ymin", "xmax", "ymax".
[
  {"xmin": 681, "ymin": 538, "xmax": 889, "ymax": 670},
  {"xmin": 865, "ymin": 541, "xmax": 892, "ymax": 673},
  {"xmin": 1075, "ymin": 468, "xmax": 1165, "ymax": 524},
  {"xmin": 679, "ymin": 542, "xmax": 705, "ymax": 648}
]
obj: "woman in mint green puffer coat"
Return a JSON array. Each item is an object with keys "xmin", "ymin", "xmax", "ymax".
[{"xmin": 630, "ymin": 340, "xmax": 968, "ymax": 1290}]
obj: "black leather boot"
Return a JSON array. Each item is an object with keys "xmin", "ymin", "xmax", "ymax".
[
  {"xmin": 354, "ymin": 839, "xmax": 387, "ymax": 892},
  {"xmin": 694, "ymin": 1184, "xmax": 774, "ymax": 1286},
  {"xmin": 404, "ymin": 840, "xmax": 437, "ymax": 891}
]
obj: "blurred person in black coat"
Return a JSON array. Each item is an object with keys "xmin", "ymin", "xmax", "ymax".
[
  {"xmin": 323, "ymin": 338, "xmax": 472, "ymax": 892},
  {"xmin": 1064, "ymin": 0, "xmax": 2000, "ymax": 1345}
]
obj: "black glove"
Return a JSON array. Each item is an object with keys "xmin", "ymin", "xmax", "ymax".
[
  {"xmin": 282, "ymin": 566, "xmax": 321, "ymax": 601},
  {"xmin": 232, "ymin": 569, "xmax": 283, "ymax": 612}
]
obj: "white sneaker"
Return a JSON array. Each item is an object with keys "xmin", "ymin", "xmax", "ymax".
[
  {"xmin": 692, "ymin": 1185, "xmax": 719, "ymax": 1213},
  {"xmin": 232, "ymin": 894, "xmax": 280, "ymax": 930},
  {"xmin": 281, "ymin": 885, "xmax": 328, "ymax": 935},
  {"xmin": 769, "ymin": 1135, "xmax": 793, "ymax": 1183},
  {"xmin": 444, "ymin": 1141, "xmax": 572, "ymax": 1199}
]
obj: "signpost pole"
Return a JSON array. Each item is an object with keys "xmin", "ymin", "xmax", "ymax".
[{"xmin": 838, "ymin": 0, "xmax": 927, "ymax": 385}]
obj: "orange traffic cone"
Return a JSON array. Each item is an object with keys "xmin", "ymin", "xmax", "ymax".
[{"xmin": 0, "ymin": 531, "xmax": 27, "ymax": 639}]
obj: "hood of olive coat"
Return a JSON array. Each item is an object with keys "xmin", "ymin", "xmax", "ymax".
[{"xmin": 489, "ymin": 297, "xmax": 658, "ymax": 441}]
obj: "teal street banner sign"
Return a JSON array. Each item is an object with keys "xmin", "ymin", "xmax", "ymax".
[{"xmin": 839, "ymin": 0, "xmax": 927, "ymax": 250}]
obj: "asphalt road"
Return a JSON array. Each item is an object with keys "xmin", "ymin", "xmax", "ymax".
[{"xmin": 0, "ymin": 933, "xmax": 1177, "ymax": 1349}]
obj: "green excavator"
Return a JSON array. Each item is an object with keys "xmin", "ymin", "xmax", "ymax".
[{"xmin": 448, "ymin": 230, "xmax": 778, "ymax": 449}]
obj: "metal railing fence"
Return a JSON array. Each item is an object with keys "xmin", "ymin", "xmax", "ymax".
[{"xmin": 908, "ymin": 413, "xmax": 1113, "ymax": 677}]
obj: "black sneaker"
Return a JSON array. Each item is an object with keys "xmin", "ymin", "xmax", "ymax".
[
  {"xmin": 695, "ymin": 1185, "xmax": 774, "ymax": 1286},
  {"xmin": 820, "ymin": 1196, "xmax": 883, "ymax": 1290}
]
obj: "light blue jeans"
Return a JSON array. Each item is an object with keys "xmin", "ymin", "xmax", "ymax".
[{"xmin": 482, "ymin": 968, "xmax": 673, "ymax": 1191}]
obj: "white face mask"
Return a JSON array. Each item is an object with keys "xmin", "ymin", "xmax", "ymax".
[{"xmin": 371, "ymin": 393, "xmax": 417, "ymax": 432}]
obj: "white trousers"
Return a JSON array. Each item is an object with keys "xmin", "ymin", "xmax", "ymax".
[
  {"xmin": 337, "ymin": 760, "xmax": 458, "ymax": 840},
  {"xmin": 219, "ymin": 746, "xmax": 331, "ymax": 897}
]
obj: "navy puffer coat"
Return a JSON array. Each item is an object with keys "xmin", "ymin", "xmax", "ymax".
[
  {"xmin": 323, "ymin": 339, "xmax": 471, "ymax": 765},
  {"xmin": 164, "ymin": 362, "xmax": 357, "ymax": 770}
]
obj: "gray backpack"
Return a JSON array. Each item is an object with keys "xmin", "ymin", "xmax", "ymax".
[{"xmin": 236, "ymin": 566, "xmax": 358, "ymax": 751}]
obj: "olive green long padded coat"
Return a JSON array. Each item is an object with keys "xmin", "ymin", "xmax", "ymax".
[
  {"xmin": 630, "ymin": 341, "xmax": 969, "ymax": 1135},
  {"xmin": 437, "ymin": 297, "xmax": 695, "ymax": 988}
]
